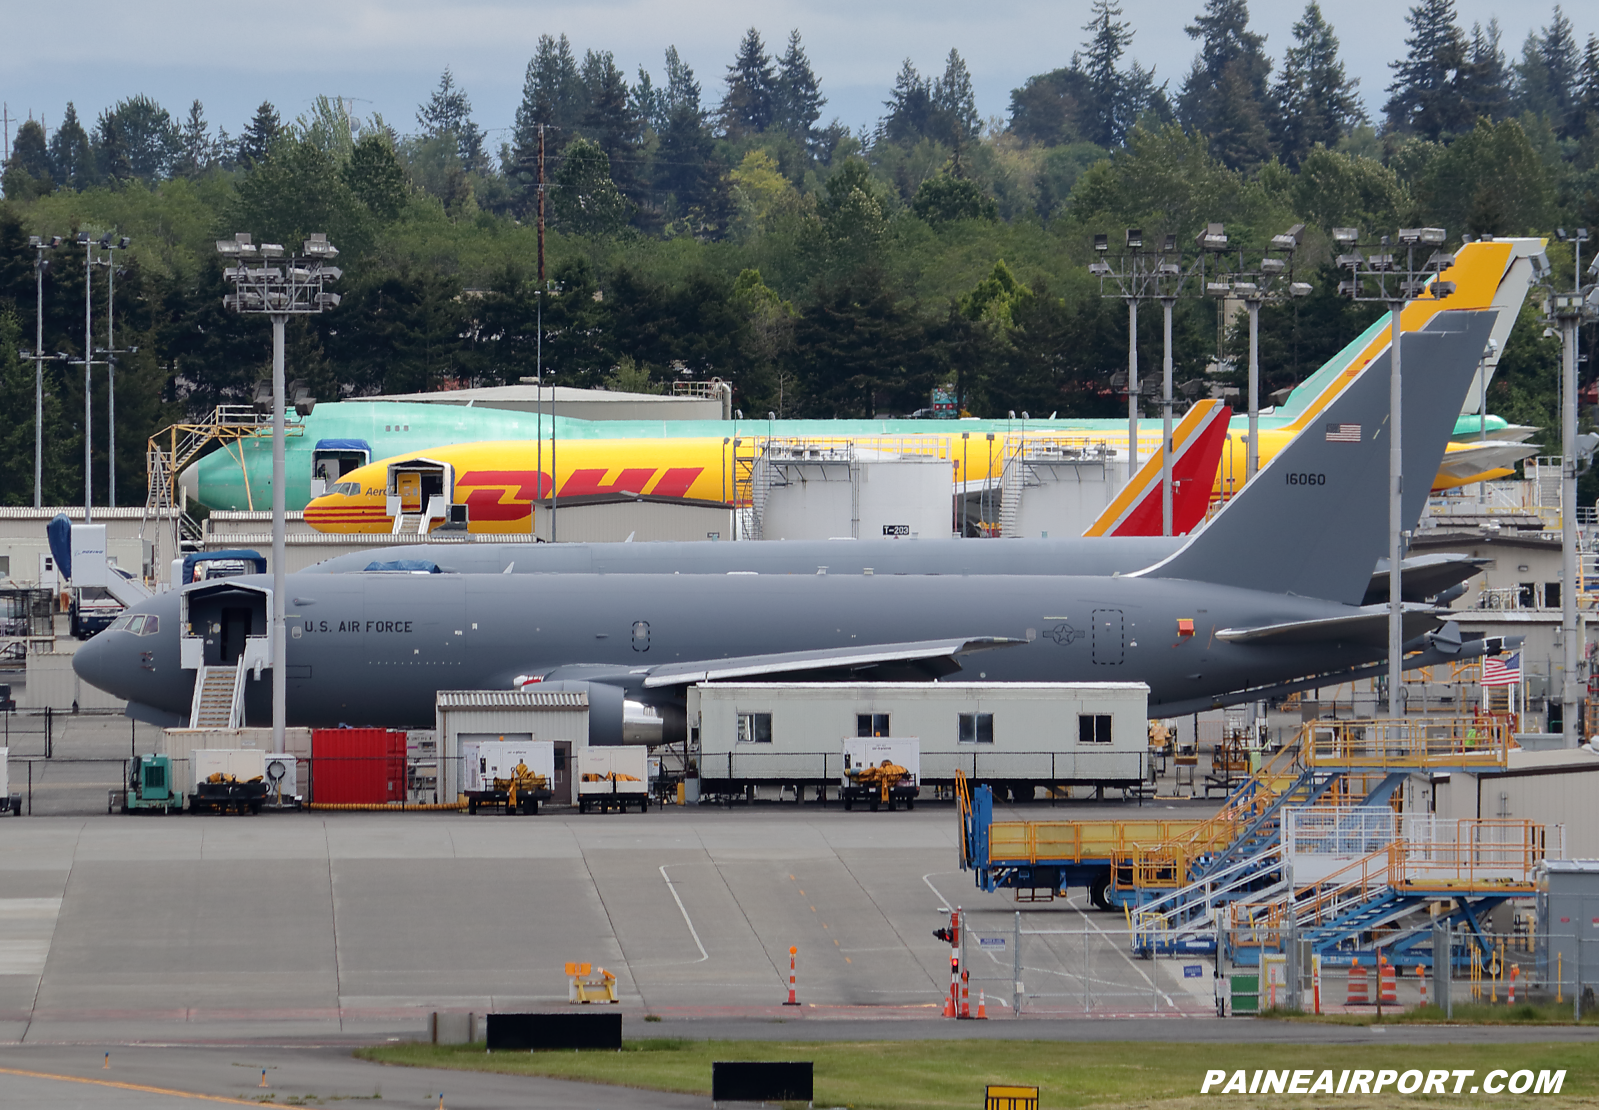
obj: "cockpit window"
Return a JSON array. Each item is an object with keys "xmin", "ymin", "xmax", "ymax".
[
  {"xmin": 331, "ymin": 482, "xmax": 363, "ymax": 497},
  {"xmin": 108, "ymin": 614, "xmax": 135, "ymax": 632},
  {"xmin": 139, "ymin": 615, "xmax": 159, "ymax": 635}
]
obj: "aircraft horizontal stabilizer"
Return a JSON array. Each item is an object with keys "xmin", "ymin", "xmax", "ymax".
[
  {"xmin": 1216, "ymin": 605, "xmax": 1443, "ymax": 647},
  {"xmin": 1437, "ymin": 440, "xmax": 1537, "ymax": 481},
  {"xmin": 640, "ymin": 637, "xmax": 1025, "ymax": 688},
  {"xmin": 1363, "ymin": 553, "xmax": 1488, "ymax": 606}
]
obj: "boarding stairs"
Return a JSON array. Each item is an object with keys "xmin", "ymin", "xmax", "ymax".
[
  {"xmin": 1225, "ymin": 817, "xmax": 1546, "ymax": 968},
  {"xmin": 189, "ymin": 663, "xmax": 245, "ymax": 728}
]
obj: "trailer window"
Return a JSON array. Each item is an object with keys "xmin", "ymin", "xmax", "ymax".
[
  {"xmin": 1078, "ymin": 714, "xmax": 1113, "ymax": 744},
  {"xmin": 857, "ymin": 713, "xmax": 890, "ymax": 737},
  {"xmin": 958, "ymin": 712, "xmax": 993, "ymax": 744},
  {"xmin": 737, "ymin": 713, "xmax": 772, "ymax": 743}
]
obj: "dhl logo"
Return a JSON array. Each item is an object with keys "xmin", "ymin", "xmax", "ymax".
[{"xmin": 455, "ymin": 467, "xmax": 706, "ymax": 521}]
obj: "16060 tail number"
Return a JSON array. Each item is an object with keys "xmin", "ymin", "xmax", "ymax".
[{"xmin": 1285, "ymin": 473, "xmax": 1327, "ymax": 486}]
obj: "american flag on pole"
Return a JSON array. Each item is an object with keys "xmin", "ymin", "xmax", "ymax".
[
  {"xmin": 1481, "ymin": 652, "xmax": 1521, "ymax": 686},
  {"xmin": 1325, "ymin": 423, "xmax": 1362, "ymax": 443}
]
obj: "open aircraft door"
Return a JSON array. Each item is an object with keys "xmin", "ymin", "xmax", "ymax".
[
  {"xmin": 385, "ymin": 457, "xmax": 455, "ymax": 533},
  {"xmin": 310, "ymin": 439, "xmax": 371, "ymax": 497}
]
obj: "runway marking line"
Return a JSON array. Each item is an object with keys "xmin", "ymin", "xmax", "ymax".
[{"xmin": 0, "ymin": 1065, "xmax": 267, "ymax": 1105}]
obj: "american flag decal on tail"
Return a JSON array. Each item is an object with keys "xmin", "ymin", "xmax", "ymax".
[{"xmin": 1324, "ymin": 423, "xmax": 1362, "ymax": 443}]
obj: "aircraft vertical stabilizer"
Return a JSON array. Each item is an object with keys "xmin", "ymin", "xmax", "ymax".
[
  {"xmin": 1083, "ymin": 400, "xmax": 1231, "ymax": 537},
  {"xmin": 1140, "ymin": 311, "xmax": 1496, "ymax": 605}
]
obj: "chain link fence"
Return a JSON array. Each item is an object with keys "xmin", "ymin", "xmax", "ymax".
[{"xmin": 958, "ymin": 910, "xmax": 1217, "ymax": 1017}]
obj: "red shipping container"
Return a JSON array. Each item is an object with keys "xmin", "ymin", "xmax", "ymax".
[{"xmin": 311, "ymin": 728, "xmax": 407, "ymax": 804}]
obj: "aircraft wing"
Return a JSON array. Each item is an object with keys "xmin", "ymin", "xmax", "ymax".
[
  {"xmin": 1216, "ymin": 605, "xmax": 1444, "ymax": 647},
  {"xmin": 639, "ymin": 637, "xmax": 1026, "ymax": 688},
  {"xmin": 1363, "ymin": 553, "xmax": 1489, "ymax": 605}
]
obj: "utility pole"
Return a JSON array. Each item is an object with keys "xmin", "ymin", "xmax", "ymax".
[
  {"xmin": 537, "ymin": 124, "xmax": 546, "ymax": 286},
  {"xmin": 27, "ymin": 236, "xmax": 60, "ymax": 507},
  {"xmin": 81, "ymin": 233, "xmax": 93, "ymax": 522}
]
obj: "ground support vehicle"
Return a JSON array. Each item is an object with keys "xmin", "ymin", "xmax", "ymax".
[
  {"xmin": 578, "ymin": 748, "xmax": 649, "ymax": 813},
  {"xmin": 462, "ymin": 739, "xmax": 555, "ymax": 815},
  {"xmin": 119, "ymin": 754, "xmax": 182, "ymax": 814},
  {"xmin": 841, "ymin": 738, "xmax": 919, "ymax": 811}
]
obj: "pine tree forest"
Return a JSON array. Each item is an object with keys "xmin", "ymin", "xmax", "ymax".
[{"xmin": 4, "ymin": 3, "xmax": 1599, "ymax": 507}]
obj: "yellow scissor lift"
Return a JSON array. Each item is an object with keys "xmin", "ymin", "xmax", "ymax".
[{"xmin": 959, "ymin": 716, "xmax": 1519, "ymax": 963}]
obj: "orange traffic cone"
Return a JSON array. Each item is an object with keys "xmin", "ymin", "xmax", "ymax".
[
  {"xmin": 1416, "ymin": 965, "xmax": 1427, "ymax": 1007},
  {"xmin": 1345, "ymin": 958, "xmax": 1369, "ymax": 1006},
  {"xmin": 977, "ymin": 990, "xmax": 988, "ymax": 1019},
  {"xmin": 960, "ymin": 969, "xmax": 971, "ymax": 1019},
  {"xmin": 1379, "ymin": 959, "xmax": 1398, "ymax": 1006},
  {"xmin": 1508, "ymin": 965, "xmax": 1519, "ymax": 1005}
]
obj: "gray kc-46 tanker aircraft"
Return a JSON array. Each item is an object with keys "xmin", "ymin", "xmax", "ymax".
[{"xmin": 76, "ymin": 311, "xmax": 1506, "ymax": 740}]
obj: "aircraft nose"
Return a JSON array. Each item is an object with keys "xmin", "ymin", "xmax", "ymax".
[
  {"xmin": 73, "ymin": 630, "xmax": 125, "ymax": 697},
  {"xmin": 177, "ymin": 463, "xmax": 200, "ymax": 506}
]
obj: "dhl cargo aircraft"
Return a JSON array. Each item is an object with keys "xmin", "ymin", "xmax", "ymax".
[
  {"xmin": 305, "ymin": 400, "xmax": 1236, "ymax": 536},
  {"xmin": 186, "ymin": 238, "xmax": 1544, "ymax": 514}
]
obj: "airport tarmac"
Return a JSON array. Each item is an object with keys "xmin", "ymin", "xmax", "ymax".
[{"xmin": 0, "ymin": 805, "xmax": 1231, "ymax": 1048}]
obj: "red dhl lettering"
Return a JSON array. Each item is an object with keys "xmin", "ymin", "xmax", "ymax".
[{"xmin": 449, "ymin": 466, "xmax": 712, "ymax": 516}]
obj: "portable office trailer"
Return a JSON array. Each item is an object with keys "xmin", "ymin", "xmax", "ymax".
[{"xmin": 689, "ymin": 681, "xmax": 1149, "ymax": 799}]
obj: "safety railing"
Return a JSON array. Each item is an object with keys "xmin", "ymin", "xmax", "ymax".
[{"xmin": 1298, "ymin": 715, "xmax": 1510, "ymax": 769}]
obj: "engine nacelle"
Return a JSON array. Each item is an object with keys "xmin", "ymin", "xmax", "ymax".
[{"xmin": 534, "ymin": 680, "xmax": 685, "ymax": 747}]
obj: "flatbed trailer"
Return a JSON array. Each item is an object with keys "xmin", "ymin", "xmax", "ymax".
[
  {"xmin": 464, "ymin": 783, "xmax": 553, "ymax": 815},
  {"xmin": 961, "ymin": 778, "xmax": 1205, "ymax": 906}
]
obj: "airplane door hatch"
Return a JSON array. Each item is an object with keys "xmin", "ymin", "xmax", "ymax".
[{"xmin": 1092, "ymin": 608, "xmax": 1124, "ymax": 665}]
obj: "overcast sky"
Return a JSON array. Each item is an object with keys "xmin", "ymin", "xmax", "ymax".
[{"xmin": 4, "ymin": 1, "xmax": 1592, "ymax": 153}]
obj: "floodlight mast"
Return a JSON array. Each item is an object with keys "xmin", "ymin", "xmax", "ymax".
[
  {"xmin": 26, "ymin": 236, "xmax": 60, "ymax": 508},
  {"xmin": 1550, "ymin": 288, "xmax": 1592, "ymax": 748},
  {"xmin": 1091, "ymin": 230, "xmax": 1157, "ymax": 489},
  {"xmin": 217, "ymin": 231, "xmax": 341, "ymax": 755},
  {"xmin": 1154, "ymin": 233, "xmax": 1198, "ymax": 536},
  {"xmin": 1336, "ymin": 226, "xmax": 1455, "ymax": 717}
]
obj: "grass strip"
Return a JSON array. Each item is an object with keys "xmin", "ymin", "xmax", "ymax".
[
  {"xmin": 1264, "ymin": 1001, "xmax": 1599, "ymax": 1025},
  {"xmin": 358, "ymin": 1038, "xmax": 1599, "ymax": 1109}
]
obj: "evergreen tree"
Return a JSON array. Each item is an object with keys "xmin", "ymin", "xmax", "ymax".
[
  {"xmin": 1177, "ymin": 0, "xmax": 1274, "ymax": 168},
  {"xmin": 508, "ymin": 34, "xmax": 585, "ymax": 208},
  {"xmin": 237, "ymin": 102, "xmax": 282, "ymax": 169},
  {"xmin": 579, "ymin": 50, "xmax": 640, "ymax": 198},
  {"xmin": 1461, "ymin": 20, "xmax": 1511, "ymax": 122},
  {"xmin": 656, "ymin": 46, "xmax": 718, "ymax": 216},
  {"xmin": 95, "ymin": 96, "xmax": 180, "ymax": 180},
  {"xmin": 933, "ymin": 49, "xmax": 980, "ymax": 151},
  {"xmin": 720, "ymin": 27, "xmax": 777, "ymax": 138},
  {"xmin": 1384, "ymin": 0, "xmax": 1471, "ymax": 140},
  {"xmin": 1577, "ymin": 34, "xmax": 1599, "ymax": 140},
  {"xmin": 773, "ymin": 30, "xmax": 825, "ymax": 152},
  {"xmin": 1515, "ymin": 6, "xmax": 1581, "ymax": 137},
  {"xmin": 1271, "ymin": 3, "xmax": 1364, "ymax": 168},
  {"xmin": 417, "ymin": 67, "xmax": 488, "ymax": 171},
  {"xmin": 174, "ymin": 100, "xmax": 214, "ymax": 177},
  {"xmin": 7, "ymin": 119, "xmax": 52, "ymax": 183},
  {"xmin": 47, "ymin": 103, "xmax": 93, "ymax": 189},
  {"xmin": 631, "ymin": 68, "xmax": 662, "ymax": 137},
  {"xmin": 879, "ymin": 60, "xmax": 937, "ymax": 145},
  {"xmin": 1077, "ymin": 0, "xmax": 1134, "ymax": 147}
]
